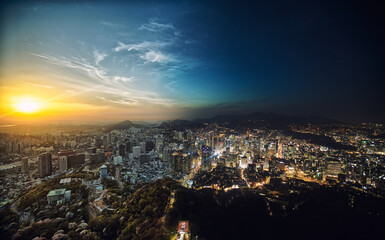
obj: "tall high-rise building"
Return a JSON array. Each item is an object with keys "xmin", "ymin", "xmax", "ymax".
[
  {"xmin": 119, "ymin": 144, "xmax": 126, "ymax": 157},
  {"xmin": 59, "ymin": 150, "xmax": 85, "ymax": 172},
  {"xmin": 201, "ymin": 146, "xmax": 213, "ymax": 171},
  {"xmin": 38, "ymin": 152, "xmax": 52, "ymax": 177},
  {"xmin": 68, "ymin": 154, "xmax": 85, "ymax": 168},
  {"xmin": 139, "ymin": 153, "xmax": 150, "ymax": 164},
  {"xmin": 59, "ymin": 150, "xmax": 75, "ymax": 172},
  {"xmin": 146, "ymin": 140, "xmax": 155, "ymax": 152},
  {"xmin": 90, "ymin": 152, "xmax": 106, "ymax": 164},
  {"xmin": 182, "ymin": 153, "xmax": 191, "ymax": 175},
  {"xmin": 100, "ymin": 164, "xmax": 108, "ymax": 179},
  {"xmin": 125, "ymin": 141, "xmax": 132, "ymax": 153},
  {"xmin": 140, "ymin": 142, "xmax": 146, "ymax": 153},
  {"xmin": 163, "ymin": 147, "xmax": 171, "ymax": 163},
  {"xmin": 133, "ymin": 146, "xmax": 141, "ymax": 158},
  {"xmin": 238, "ymin": 155, "xmax": 247, "ymax": 168},
  {"xmin": 21, "ymin": 157, "xmax": 29, "ymax": 174},
  {"xmin": 170, "ymin": 152, "xmax": 179, "ymax": 174},
  {"xmin": 324, "ymin": 158, "xmax": 343, "ymax": 179}
]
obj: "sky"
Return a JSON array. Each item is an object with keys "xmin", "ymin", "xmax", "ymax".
[{"xmin": 0, "ymin": 0, "xmax": 384, "ymax": 124}]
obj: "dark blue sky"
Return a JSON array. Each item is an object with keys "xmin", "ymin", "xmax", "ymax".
[
  {"xmin": 179, "ymin": 0, "xmax": 385, "ymax": 122},
  {"xmin": 1, "ymin": 0, "xmax": 384, "ymax": 123}
]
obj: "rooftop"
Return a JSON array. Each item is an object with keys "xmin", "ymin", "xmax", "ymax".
[
  {"xmin": 59, "ymin": 178, "xmax": 71, "ymax": 184},
  {"xmin": 47, "ymin": 188, "xmax": 66, "ymax": 197}
]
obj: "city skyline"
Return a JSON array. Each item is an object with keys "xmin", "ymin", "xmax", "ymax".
[
  {"xmin": 1, "ymin": 2, "xmax": 385, "ymax": 238},
  {"xmin": 1, "ymin": 0, "xmax": 385, "ymax": 125}
]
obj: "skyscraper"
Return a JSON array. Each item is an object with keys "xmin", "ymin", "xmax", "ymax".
[
  {"xmin": 119, "ymin": 144, "xmax": 126, "ymax": 157},
  {"xmin": 21, "ymin": 157, "xmax": 29, "ymax": 174},
  {"xmin": 324, "ymin": 158, "xmax": 343, "ymax": 179},
  {"xmin": 38, "ymin": 152, "xmax": 52, "ymax": 177},
  {"xmin": 58, "ymin": 150, "xmax": 75, "ymax": 172},
  {"xmin": 140, "ymin": 142, "xmax": 146, "ymax": 153},
  {"xmin": 163, "ymin": 147, "xmax": 170, "ymax": 163},
  {"xmin": 133, "ymin": 146, "xmax": 141, "ymax": 158},
  {"xmin": 58, "ymin": 150, "xmax": 85, "ymax": 172}
]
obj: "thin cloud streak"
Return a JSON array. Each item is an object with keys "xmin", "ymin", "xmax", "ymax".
[
  {"xmin": 114, "ymin": 41, "xmax": 170, "ymax": 52},
  {"xmin": 139, "ymin": 18, "xmax": 176, "ymax": 32},
  {"xmin": 22, "ymin": 82, "xmax": 54, "ymax": 89},
  {"xmin": 100, "ymin": 21, "xmax": 122, "ymax": 29},
  {"xmin": 164, "ymin": 81, "xmax": 178, "ymax": 93},
  {"xmin": 29, "ymin": 52, "xmax": 176, "ymax": 107},
  {"xmin": 141, "ymin": 50, "xmax": 172, "ymax": 63},
  {"xmin": 96, "ymin": 96, "xmax": 136, "ymax": 105},
  {"xmin": 93, "ymin": 50, "xmax": 108, "ymax": 65}
]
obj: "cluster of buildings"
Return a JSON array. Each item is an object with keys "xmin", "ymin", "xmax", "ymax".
[{"xmin": 0, "ymin": 122, "xmax": 385, "ymax": 210}]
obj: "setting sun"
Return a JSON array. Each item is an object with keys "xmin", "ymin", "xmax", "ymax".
[{"xmin": 14, "ymin": 97, "xmax": 41, "ymax": 114}]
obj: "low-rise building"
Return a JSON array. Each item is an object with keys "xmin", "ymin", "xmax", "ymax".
[{"xmin": 46, "ymin": 188, "xmax": 71, "ymax": 204}]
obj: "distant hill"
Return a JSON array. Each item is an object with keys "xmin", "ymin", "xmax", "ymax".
[
  {"xmin": 284, "ymin": 129, "xmax": 357, "ymax": 151},
  {"xmin": 104, "ymin": 120, "xmax": 144, "ymax": 131},
  {"xmin": 160, "ymin": 119, "xmax": 203, "ymax": 130},
  {"xmin": 0, "ymin": 123, "xmax": 102, "ymax": 134},
  {"xmin": 160, "ymin": 112, "xmax": 339, "ymax": 130},
  {"xmin": 206, "ymin": 112, "xmax": 337, "ymax": 125}
]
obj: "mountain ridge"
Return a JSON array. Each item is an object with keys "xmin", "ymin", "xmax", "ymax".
[{"xmin": 160, "ymin": 111, "xmax": 339, "ymax": 130}]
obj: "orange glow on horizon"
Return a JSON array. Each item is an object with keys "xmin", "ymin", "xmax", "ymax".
[
  {"xmin": 13, "ymin": 96, "xmax": 42, "ymax": 114},
  {"xmin": 0, "ymin": 81, "xmax": 184, "ymax": 123}
]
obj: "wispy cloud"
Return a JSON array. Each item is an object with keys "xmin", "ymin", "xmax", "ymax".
[
  {"xmin": 114, "ymin": 18, "xmax": 201, "ymax": 70},
  {"xmin": 114, "ymin": 41, "xmax": 170, "ymax": 52},
  {"xmin": 23, "ymin": 15, "xmax": 202, "ymax": 115},
  {"xmin": 113, "ymin": 76, "xmax": 135, "ymax": 82},
  {"xmin": 23, "ymin": 82, "xmax": 53, "ymax": 89},
  {"xmin": 100, "ymin": 21, "xmax": 122, "ymax": 29},
  {"xmin": 140, "ymin": 50, "xmax": 172, "ymax": 63},
  {"xmin": 96, "ymin": 96, "xmax": 135, "ymax": 105},
  {"xmin": 93, "ymin": 50, "xmax": 108, "ymax": 65},
  {"xmin": 29, "ymin": 52, "xmax": 175, "ymax": 106},
  {"xmin": 164, "ymin": 80, "xmax": 178, "ymax": 93},
  {"xmin": 139, "ymin": 18, "xmax": 176, "ymax": 33}
]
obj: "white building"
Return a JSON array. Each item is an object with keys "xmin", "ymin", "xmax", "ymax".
[
  {"xmin": 47, "ymin": 188, "xmax": 71, "ymax": 204},
  {"xmin": 133, "ymin": 146, "xmax": 141, "ymax": 158},
  {"xmin": 113, "ymin": 156, "xmax": 123, "ymax": 165},
  {"xmin": 100, "ymin": 164, "xmax": 108, "ymax": 179}
]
